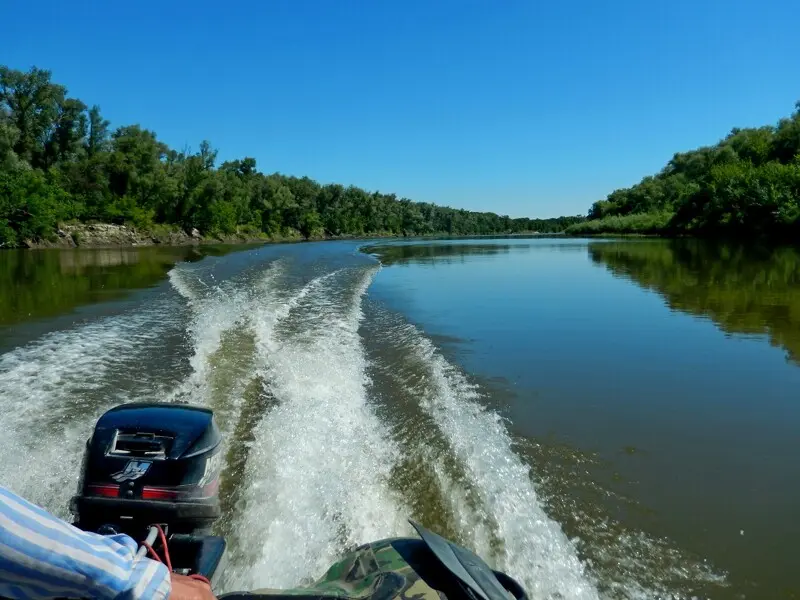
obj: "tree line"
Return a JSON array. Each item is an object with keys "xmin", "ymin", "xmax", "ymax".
[
  {"xmin": 0, "ymin": 65, "xmax": 582, "ymax": 247},
  {"xmin": 567, "ymin": 102, "xmax": 800, "ymax": 236}
]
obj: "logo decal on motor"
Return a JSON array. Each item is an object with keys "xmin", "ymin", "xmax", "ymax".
[
  {"xmin": 199, "ymin": 453, "xmax": 221, "ymax": 487},
  {"xmin": 111, "ymin": 460, "xmax": 152, "ymax": 482}
]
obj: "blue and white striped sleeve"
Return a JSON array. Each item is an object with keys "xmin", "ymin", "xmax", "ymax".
[{"xmin": 0, "ymin": 486, "xmax": 171, "ymax": 599}]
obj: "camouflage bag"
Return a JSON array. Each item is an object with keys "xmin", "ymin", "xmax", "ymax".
[
  {"xmin": 219, "ymin": 522, "xmax": 527, "ymax": 600},
  {"xmin": 221, "ymin": 538, "xmax": 450, "ymax": 600}
]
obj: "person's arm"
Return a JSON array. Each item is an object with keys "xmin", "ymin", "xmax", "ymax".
[{"xmin": 0, "ymin": 485, "xmax": 171, "ymax": 599}]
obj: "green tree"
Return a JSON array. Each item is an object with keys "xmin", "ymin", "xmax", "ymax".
[
  {"xmin": 43, "ymin": 97, "xmax": 87, "ymax": 168},
  {"xmin": 107, "ymin": 125, "xmax": 168, "ymax": 222},
  {"xmin": 86, "ymin": 105, "xmax": 110, "ymax": 157},
  {"xmin": 0, "ymin": 169, "xmax": 76, "ymax": 245},
  {"xmin": 0, "ymin": 66, "xmax": 65, "ymax": 166},
  {"xmin": 0, "ymin": 117, "xmax": 22, "ymax": 172},
  {"xmin": 771, "ymin": 102, "xmax": 800, "ymax": 163}
]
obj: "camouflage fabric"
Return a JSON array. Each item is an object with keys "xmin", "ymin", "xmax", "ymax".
[{"xmin": 221, "ymin": 538, "xmax": 450, "ymax": 600}]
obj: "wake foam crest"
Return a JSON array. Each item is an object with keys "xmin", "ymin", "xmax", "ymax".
[
  {"xmin": 227, "ymin": 267, "xmax": 410, "ymax": 590},
  {"xmin": 404, "ymin": 325, "xmax": 599, "ymax": 600}
]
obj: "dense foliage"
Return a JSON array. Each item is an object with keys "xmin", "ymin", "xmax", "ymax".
[
  {"xmin": 568, "ymin": 103, "xmax": 800, "ymax": 236},
  {"xmin": 0, "ymin": 65, "xmax": 580, "ymax": 247}
]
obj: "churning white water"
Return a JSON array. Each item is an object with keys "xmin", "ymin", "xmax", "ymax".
[
  {"xmin": 0, "ymin": 298, "xmax": 180, "ymax": 515},
  {"xmin": 399, "ymin": 327, "xmax": 598, "ymax": 599},
  {"xmin": 227, "ymin": 268, "xmax": 411, "ymax": 588}
]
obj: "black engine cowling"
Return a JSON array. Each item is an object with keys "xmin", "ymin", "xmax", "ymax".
[{"xmin": 71, "ymin": 402, "xmax": 223, "ymax": 536}]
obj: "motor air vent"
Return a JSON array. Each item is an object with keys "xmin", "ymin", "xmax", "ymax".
[{"xmin": 109, "ymin": 430, "xmax": 173, "ymax": 459}]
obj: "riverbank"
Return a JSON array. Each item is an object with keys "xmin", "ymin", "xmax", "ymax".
[
  {"xmin": 9, "ymin": 224, "xmax": 564, "ymax": 250},
  {"xmin": 12, "ymin": 222, "xmax": 305, "ymax": 249}
]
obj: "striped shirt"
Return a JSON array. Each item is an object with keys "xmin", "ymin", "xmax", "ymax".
[{"xmin": 0, "ymin": 486, "xmax": 171, "ymax": 599}]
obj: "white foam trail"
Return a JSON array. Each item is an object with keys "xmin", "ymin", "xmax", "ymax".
[
  {"xmin": 168, "ymin": 266, "xmax": 202, "ymax": 302},
  {"xmin": 405, "ymin": 326, "xmax": 599, "ymax": 600},
  {"xmin": 0, "ymin": 306, "xmax": 174, "ymax": 515},
  {"xmin": 229, "ymin": 268, "xmax": 410, "ymax": 590},
  {"xmin": 247, "ymin": 269, "xmax": 340, "ymax": 359},
  {"xmin": 427, "ymin": 449, "xmax": 494, "ymax": 552},
  {"xmin": 165, "ymin": 261, "xmax": 285, "ymax": 405}
]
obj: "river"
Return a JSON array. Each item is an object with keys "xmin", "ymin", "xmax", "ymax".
[{"xmin": 0, "ymin": 238, "xmax": 797, "ymax": 599}]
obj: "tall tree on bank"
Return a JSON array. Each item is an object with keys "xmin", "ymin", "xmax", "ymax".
[{"xmin": 86, "ymin": 105, "xmax": 110, "ymax": 158}]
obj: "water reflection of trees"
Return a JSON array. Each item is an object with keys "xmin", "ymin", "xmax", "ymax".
[
  {"xmin": 1, "ymin": 246, "xmax": 216, "ymax": 326},
  {"xmin": 366, "ymin": 243, "xmax": 517, "ymax": 266},
  {"xmin": 368, "ymin": 241, "xmax": 590, "ymax": 265},
  {"xmin": 589, "ymin": 240, "xmax": 800, "ymax": 364}
]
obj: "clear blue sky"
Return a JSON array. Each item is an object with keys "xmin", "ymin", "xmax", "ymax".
[{"xmin": 2, "ymin": 0, "xmax": 798, "ymax": 218}]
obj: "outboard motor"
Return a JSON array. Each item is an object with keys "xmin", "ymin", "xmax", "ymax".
[{"xmin": 71, "ymin": 403, "xmax": 226, "ymax": 585}]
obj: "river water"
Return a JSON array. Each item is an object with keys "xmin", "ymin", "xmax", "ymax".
[{"xmin": 0, "ymin": 238, "xmax": 797, "ymax": 599}]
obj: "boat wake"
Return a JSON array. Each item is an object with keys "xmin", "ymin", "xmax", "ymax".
[{"xmin": 0, "ymin": 248, "xmax": 723, "ymax": 599}]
